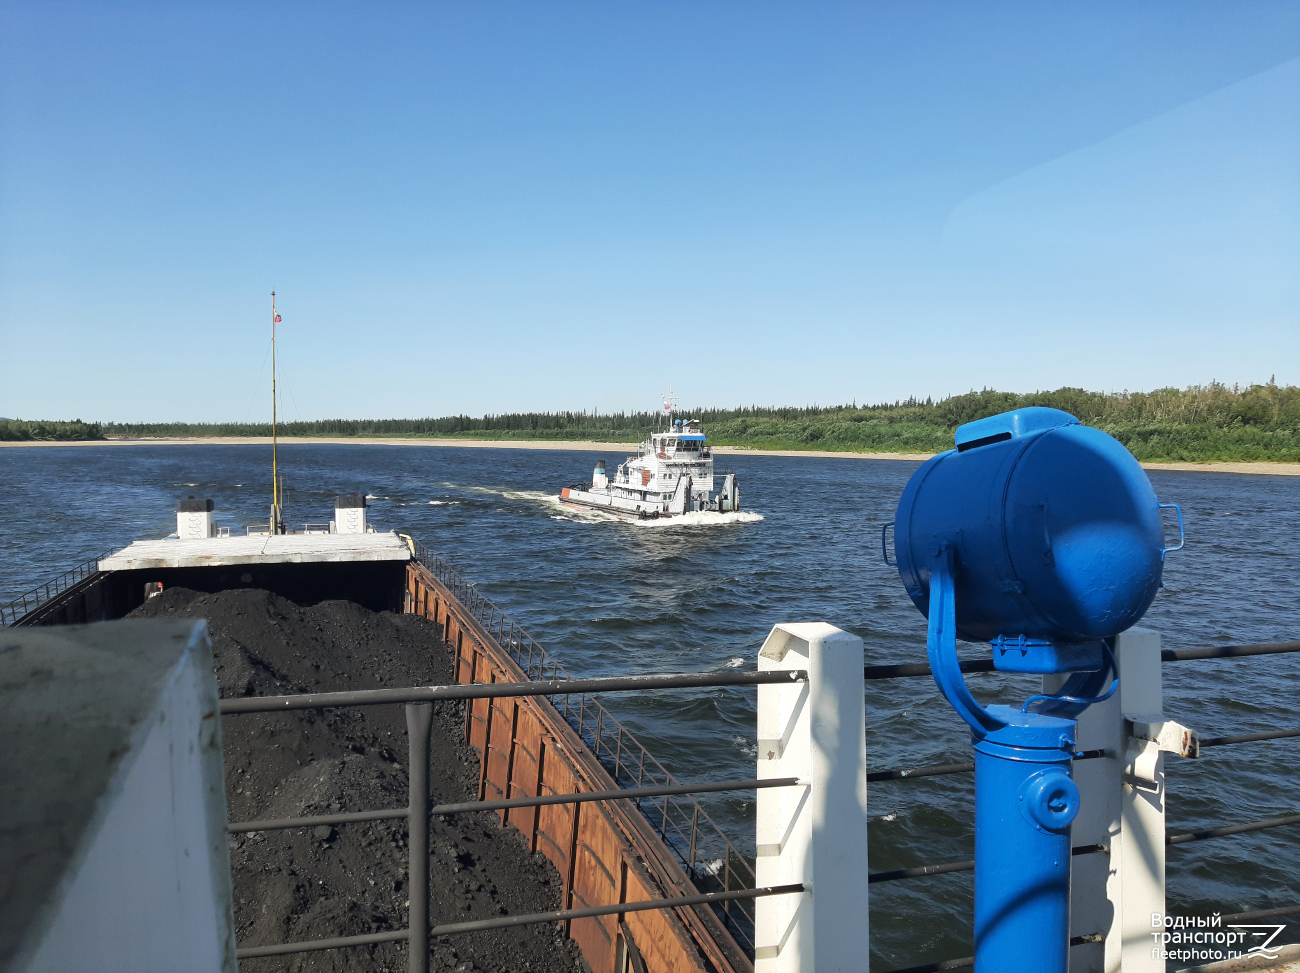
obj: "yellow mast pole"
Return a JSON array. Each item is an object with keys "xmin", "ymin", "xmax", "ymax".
[{"xmin": 271, "ymin": 290, "xmax": 280, "ymax": 533}]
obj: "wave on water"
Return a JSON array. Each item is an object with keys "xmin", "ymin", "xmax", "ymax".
[
  {"xmin": 542, "ymin": 492, "xmax": 765, "ymax": 528},
  {"xmin": 546, "ymin": 497, "xmax": 621, "ymax": 524},
  {"xmin": 633, "ymin": 510, "xmax": 764, "ymax": 529},
  {"xmin": 443, "ymin": 482, "xmax": 558, "ymax": 504}
]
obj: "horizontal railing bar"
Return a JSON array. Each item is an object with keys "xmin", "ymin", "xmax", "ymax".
[
  {"xmin": 1162, "ymin": 641, "xmax": 1300, "ymax": 661},
  {"xmin": 228, "ymin": 807, "xmax": 409, "ymax": 833},
  {"xmin": 865, "ymin": 659, "xmax": 995, "ymax": 680},
  {"xmin": 237, "ymin": 928, "xmax": 409, "ymax": 959},
  {"xmin": 867, "ymin": 733, "xmax": 1288, "ymax": 787},
  {"xmin": 1200, "ymin": 727, "xmax": 1300, "ymax": 748},
  {"xmin": 428, "ymin": 883, "xmax": 805, "ymax": 937},
  {"xmin": 869, "ymin": 844, "xmax": 1106, "ymax": 884},
  {"xmin": 869, "ymin": 860, "xmax": 974, "ymax": 884},
  {"xmin": 868, "ymin": 750, "xmax": 1107, "ymax": 784},
  {"xmin": 1221, "ymin": 903, "xmax": 1300, "ymax": 923},
  {"xmin": 869, "ymin": 762, "xmax": 973, "ymax": 783},
  {"xmin": 1167, "ymin": 813, "xmax": 1300, "ymax": 845},
  {"xmin": 884, "ymin": 935, "xmax": 1103, "ymax": 973},
  {"xmin": 863, "ymin": 641, "xmax": 1300, "ymax": 682},
  {"xmin": 432, "ymin": 777, "xmax": 801, "ymax": 816},
  {"xmin": 219, "ymin": 669, "xmax": 809, "ymax": 714}
]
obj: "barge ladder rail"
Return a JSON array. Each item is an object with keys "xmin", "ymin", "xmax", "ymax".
[{"xmin": 0, "ymin": 547, "xmax": 118, "ymax": 626}]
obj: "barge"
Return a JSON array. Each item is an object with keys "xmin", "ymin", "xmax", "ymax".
[{"xmin": 3, "ymin": 492, "xmax": 763, "ymax": 973}]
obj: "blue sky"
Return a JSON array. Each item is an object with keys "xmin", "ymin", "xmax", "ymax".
[{"xmin": 1, "ymin": 2, "xmax": 1297, "ymax": 422}]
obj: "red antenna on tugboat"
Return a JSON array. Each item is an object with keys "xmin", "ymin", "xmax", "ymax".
[{"xmin": 660, "ymin": 387, "xmax": 679, "ymax": 431}]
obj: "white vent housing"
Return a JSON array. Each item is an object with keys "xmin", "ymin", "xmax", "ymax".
[
  {"xmin": 176, "ymin": 497, "xmax": 216, "ymax": 539},
  {"xmin": 334, "ymin": 493, "xmax": 368, "ymax": 534}
]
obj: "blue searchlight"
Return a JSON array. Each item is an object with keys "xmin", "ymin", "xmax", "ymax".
[{"xmin": 887, "ymin": 407, "xmax": 1183, "ymax": 973}]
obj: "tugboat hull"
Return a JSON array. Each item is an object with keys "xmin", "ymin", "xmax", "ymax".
[
  {"xmin": 559, "ymin": 488, "xmax": 663, "ymax": 520},
  {"xmin": 558, "ymin": 473, "xmax": 739, "ymax": 522}
]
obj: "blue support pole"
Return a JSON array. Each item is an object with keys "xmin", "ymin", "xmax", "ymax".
[
  {"xmin": 927, "ymin": 550, "xmax": 1080, "ymax": 973},
  {"xmin": 973, "ymin": 714, "xmax": 1078, "ymax": 971}
]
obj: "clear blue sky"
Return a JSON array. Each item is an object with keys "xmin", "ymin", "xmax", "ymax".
[{"xmin": 2, "ymin": 2, "xmax": 1297, "ymax": 422}]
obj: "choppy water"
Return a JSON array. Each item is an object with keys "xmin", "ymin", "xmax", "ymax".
[{"xmin": 2, "ymin": 443, "xmax": 1297, "ymax": 968}]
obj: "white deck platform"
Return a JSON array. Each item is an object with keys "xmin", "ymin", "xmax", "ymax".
[{"xmin": 99, "ymin": 532, "xmax": 411, "ymax": 571}]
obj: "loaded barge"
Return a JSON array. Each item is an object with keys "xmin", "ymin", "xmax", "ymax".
[{"xmin": 2, "ymin": 492, "xmax": 774, "ymax": 973}]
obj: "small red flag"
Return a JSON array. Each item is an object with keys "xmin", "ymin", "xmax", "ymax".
[{"xmin": 274, "ymin": 313, "xmax": 282, "ymax": 323}]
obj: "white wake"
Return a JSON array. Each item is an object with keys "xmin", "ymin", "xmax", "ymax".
[{"xmin": 632, "ymin": 510, "xmax": 764, "ymax": 528}]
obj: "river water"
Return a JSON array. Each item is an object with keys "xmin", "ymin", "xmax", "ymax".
[{"xmin": 2, "ymin": 442, "xmax": 1297, "ymax": 968}]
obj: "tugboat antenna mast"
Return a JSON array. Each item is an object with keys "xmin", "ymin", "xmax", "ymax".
[{"xmin": 660, "ymin": 387, "xmax": 678, "ymax": 432}]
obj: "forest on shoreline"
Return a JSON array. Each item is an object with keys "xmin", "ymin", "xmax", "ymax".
[{"xmin": 5, "ymin": 383, "xmax": 1298, "ymax": 463}]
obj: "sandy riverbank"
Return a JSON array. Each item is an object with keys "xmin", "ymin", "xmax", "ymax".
[{"xmin": 2, "ymin": 436, "xmax": 1298, "ymax": 475}]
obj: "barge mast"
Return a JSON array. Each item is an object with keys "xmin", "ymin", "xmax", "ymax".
[{"xmin": 270, "ymin": 290, "xmax": 283, "ymax": 534}]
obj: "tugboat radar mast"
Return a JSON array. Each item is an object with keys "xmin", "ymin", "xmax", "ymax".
[{"xmin": 659, "ymin": 387, "xmax": 679, "ymax": 432}]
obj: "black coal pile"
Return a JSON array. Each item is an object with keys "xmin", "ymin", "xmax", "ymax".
[{"xmin": 129, "ymin": 587, "xmax": 585, "ymax": 973}]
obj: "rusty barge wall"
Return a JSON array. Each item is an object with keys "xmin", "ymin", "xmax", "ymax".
[{"xmin": 405, "ymin": 562, "xmax": 751, "ymax": 973}]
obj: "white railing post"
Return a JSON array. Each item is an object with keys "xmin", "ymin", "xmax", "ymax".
[
  {"xmin": 1064, "ymin": 627, "xmax": 1172, "ymax": 973},
  {"xmin": 755, "ymin": 623, "xmax": 870, "ymax": 973}
]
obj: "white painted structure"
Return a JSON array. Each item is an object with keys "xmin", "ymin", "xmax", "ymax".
[
  {"xmin": 754, "ymin": 623, "xmax": 871, "ymax": 973},
  {"xmin": 559, "ymin": 417, "xmax": 739, "ymax": 521},
  {"xmin": 99, "ymin": 531, "xmax": 410, "ymax": 571},
  {"xmin": 0, "ymin": 620, "xmax": 236, "ymax": 973},
  {"xmin": 1063, "ymin": 627, "xmax": 1198, "ymax": 973},
  {"xmin": 749, "ymin": 624, "xmax": 1208, "ymax": 973}
]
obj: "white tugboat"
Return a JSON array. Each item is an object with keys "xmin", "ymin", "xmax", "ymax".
[{"xmin": 558, "ymin": 392, "xmax": 739, "ymax": 521}]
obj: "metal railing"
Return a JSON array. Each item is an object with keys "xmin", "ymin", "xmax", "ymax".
[
  {"xmin": 0, "ymin": 549, "xmax": 117, "ymax": 626},
  {"xmin": 859, "ymin": 639, "xmax": 1300, "ymax": 973},
  {"xmin": 418, "ymin": 545, "xmax": 1300, "ymax": 964},
  {"xmin": 413, "ymin": 541, "xmax": 775, "ymax": 951},
  {"xmin": 219, "ymin": 674, "xmax": 806, "ymax": 970}
]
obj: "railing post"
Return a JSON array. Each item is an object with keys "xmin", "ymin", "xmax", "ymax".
[
  {"xmin": 755, "ymin": 623, "xmax": 870, "ymax": 973},
  {"xmin": 1065, "ymin": 628, "xmax": 1168, "ymax": 973},
  {"xmin": 687, "ymin": 804, "xmax": 699, "ymax": 878},
  {"xmin": 406, "ymin": 702, "xmax": 432, "ymax": 973}
]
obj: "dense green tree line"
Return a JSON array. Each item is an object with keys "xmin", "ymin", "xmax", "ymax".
[
  {"xmin": 6, "ymin": 383, "xmax": 1298, "ymax": 461},
  {"xmin": 0, "ymin": 419, "xmax": 104, "ymax": 442}
]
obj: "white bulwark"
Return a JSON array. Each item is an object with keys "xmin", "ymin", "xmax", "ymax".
[
  {"xmin": 1, "ymin": 620, "xmax": 236, "ymax": 973},
  {"xmin": 100, "ymin": 532, "xmax": 410, "ymax": 572}
]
